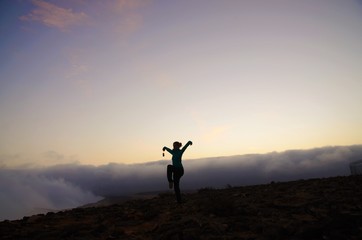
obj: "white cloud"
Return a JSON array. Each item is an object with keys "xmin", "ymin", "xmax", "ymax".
[
  {"xmin": 0, "ymin": 170, "xmax": 101, "ymax": 221},
  {"xmin": 20, "ymin": 0, "xmax": 89, "ymax": 31},
  {"xmin": 20, "ymin": 0, "xmax": 149, "ymax": 34}
]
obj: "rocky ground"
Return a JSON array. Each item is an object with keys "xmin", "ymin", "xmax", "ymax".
[{"xmin": 1, "ymin": 175, "xmax": 362, "ymax": 240}]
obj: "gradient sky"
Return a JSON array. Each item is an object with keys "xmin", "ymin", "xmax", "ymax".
[{"xmin": 1, "ymin": 0, "xmax": 362, "ymax": 167}]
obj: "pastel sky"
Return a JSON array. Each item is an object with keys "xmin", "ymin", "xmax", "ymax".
[{"xmin": 1, "ymin": 0, "xmax": 362, "ymax": 167}]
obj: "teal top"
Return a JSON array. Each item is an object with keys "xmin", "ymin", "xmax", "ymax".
[{"xmin": 163, "ymin": 141, "xmax": 192, "ymax": 168}]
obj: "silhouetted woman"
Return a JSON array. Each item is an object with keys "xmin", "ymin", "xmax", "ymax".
[{"xmin": 163, "ymin": 140, "xmax": 192, "ymax": 203}]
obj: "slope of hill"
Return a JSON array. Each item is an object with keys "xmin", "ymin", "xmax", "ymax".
[{"xmin": 1, "ymin": 175, "xmax": 362, "ymax": 240}]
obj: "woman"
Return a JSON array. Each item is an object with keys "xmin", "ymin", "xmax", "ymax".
[{"xmin": 163, "ymin": 140, "xmax": 192, "ymax": 203}]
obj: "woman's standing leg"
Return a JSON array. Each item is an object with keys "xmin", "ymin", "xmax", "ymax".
[
  {"xmin": 173, "ymin": 167, "xmax": 184, "ymax": 203},
  {"xmin": 167, "ymin": 165, "xmax": 174, "ymax": 188}
]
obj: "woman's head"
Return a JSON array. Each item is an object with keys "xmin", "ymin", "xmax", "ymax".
[{"xmin": 173, "ymin": 141, "xmax": 182, "ymax": 149}]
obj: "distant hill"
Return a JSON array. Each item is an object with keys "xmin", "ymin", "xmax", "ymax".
[{"xmin": 1, "ymin": 175, "xmax": 362, "ymax": 239}]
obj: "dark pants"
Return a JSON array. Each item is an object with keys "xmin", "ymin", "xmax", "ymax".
[{"xmin": 167, "ymin": 165, "xmax": 184, "ymax": 203}]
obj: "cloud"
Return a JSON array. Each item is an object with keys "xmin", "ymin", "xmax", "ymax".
[
  {"xmin": 2, "ymin": 145, "xmax": 362, "ymax": 221},
  {"xmin": 201, "ymin": 125, "xmax": 231, "ymax": 143},
  {"xmin": 19, "ymin": 0, "xmax": 150, "ymax": 38},
  {"xmin": 0, "ymin": 169, "xmax": 101, "ymax": 221},
  {"xmin": 190, "ymin": 110, "xmax": 232, "ymax": 143},
  {"xmin": 20, "ymin": 0, "xmax": 89, "ymax": 31},
  {"xmin": 44, "ymin": 150, "xmax": 64, "ymax": 161},
  {"xmin": 102, "ymin": 0, "xmax": 150, "ymax": 36},
  {"xmin": 43, "ymin": 150, "xmax": 79, "ymax": 165},
  {"xmin": 0, "ymin": 154, "xmax": 29, "ymax": 168}
]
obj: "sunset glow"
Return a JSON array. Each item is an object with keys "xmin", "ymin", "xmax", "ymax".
[{"xmin": 1, "ymin": 0, "xmax": 362, "ymax": 167}]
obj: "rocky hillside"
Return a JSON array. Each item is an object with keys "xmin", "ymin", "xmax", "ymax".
[{"xmin": 1, "ymin": 175, "xmax": 362, "ymax": 240}]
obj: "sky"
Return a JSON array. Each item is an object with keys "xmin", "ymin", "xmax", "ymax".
[
  {"xmin": 1, "ymin": 1, "xmax": 362, "ymax": 220},
  {"xmin": 1, "ymin": 0, "xmax": 362, "ymax": 167}
]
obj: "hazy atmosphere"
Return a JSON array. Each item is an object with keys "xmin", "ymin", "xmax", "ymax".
[{"xmin": 1, "ymin": 0, "xmax": 362, "ymax": 220}]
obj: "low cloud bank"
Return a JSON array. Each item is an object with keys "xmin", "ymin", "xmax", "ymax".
[
  {"xmin": 1, "ymin": 145, "xmax": 361, "ymax": 220},
  {"xmin": 0, "ymin": 169, "xmax": 101, "ymax": 221}
]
